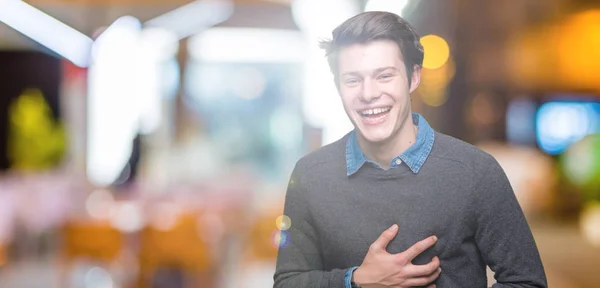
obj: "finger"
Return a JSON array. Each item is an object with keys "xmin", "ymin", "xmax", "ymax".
[
  {"xmin": 404, "ymin": 256, "xmax": 440, "ymax": 277},
  {"xmin": 402, "ymin": 235, "xmax": 437, "ymax": 261},
  {"xmin": 404, "ymin": 267, "xmax": 441, "ymax": 287},
  {"xmin": 370, "ymin": 224, "xmax": 398, "ymax": 251}
]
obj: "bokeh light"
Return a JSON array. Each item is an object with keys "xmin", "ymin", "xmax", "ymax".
[
  {"xmin": 562, "ymin": 134, "xmax": 600, "ymax": 199},
  {"xmin": 231, "ymin": 67, "xmax": 267, "ymax": 100},
  {"xmin": 557, "ymin": 10, "xmax": 600, "ymax": 91},
  {"xmin": 508, "ymin": 9, "xmax": 600, "ymax": 92},
  {"xmin": 506, "ymin": 98, "xmax": 537, "ymax": 145},
  {"xmin": 416, "ymin": 57, "xmax": 455, "ymax": 107},
  {"xmin": 109, "ymin": 201, "xmax": 144, "ymax": 233},
  {"xmin": 271, "ymin": 230, "xmax": 290, "ymax": 248},
  {"xmin": 85, "ymin": 189, "xmax": 115, "ymax": 220},
  {"xmin": 269, "ymin": 109, "xmax": 303, "ymax": 151},
  {"xmin": 275, "ymin": 215, "xmax": 291, "ymax": 231},
  {"xmin": 536, "ymin": 102, "xmax": 600, "ymax": 155},
  {"xmin": 150, "ymin": 202, "xmax": 180, "ymax": 231},
  {"xmin": 580, "ymin": 201, "xmax": 600, "ymax": 247},
  {"xmin": 84, "ymin": 266, "xmax": 114, "ymax": 288},
  {"xmin": 469, "ymin": 92, "xmax": 502, "ymax": 126},
  {"xmin": 420, "ymin": 35, "xmax": 450, "ymax": 70}
]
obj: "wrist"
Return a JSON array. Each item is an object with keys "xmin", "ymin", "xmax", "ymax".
[{"xmin": 352, "ymin": 266, "xmax": 369, "ymax": 287}]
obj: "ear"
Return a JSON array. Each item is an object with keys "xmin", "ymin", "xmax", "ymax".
[{"xmin": 409, "ymin": 64, "xmax": 421, "ymax": 93}]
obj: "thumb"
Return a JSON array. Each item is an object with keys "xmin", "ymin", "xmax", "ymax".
[{"xmin": 371, "ymin": 224, "xmax": 398, "ymax": 251}]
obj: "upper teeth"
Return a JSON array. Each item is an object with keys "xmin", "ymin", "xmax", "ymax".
[{"xmin": 361, "ymin": 108, "xmax": 390, "ymax": 115}]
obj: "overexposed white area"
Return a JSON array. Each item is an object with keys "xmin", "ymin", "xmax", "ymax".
[
  {"xmin": 189, "ymin": 28, "xmax": 305, "ymax": 63},
  {"xmin": 292, "ymin": 0, "xmax": 359, "ymax": 145},
  {"xmin": 0, "ymin": 0, "xmax": 93, "ymax": 67}
]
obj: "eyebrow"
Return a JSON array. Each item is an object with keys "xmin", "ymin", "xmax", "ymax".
[{"xmin": 340, "ymin": 66, "xmax": 398, "ymax": 78}]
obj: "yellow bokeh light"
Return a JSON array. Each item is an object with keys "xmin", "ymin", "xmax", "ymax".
[
  {"xmin": 580, "ymin": 201, "xmax": 600, "ymax": 247},
  {"xmin": 557, "ymin": 9, "xmax": 600, "ymax": 90},
  {"xmin": 421, "ymin": 35, "xmax": 450, "ymax": 70},
  {"xmin": 276, "ymin": 215, "xmax": 292, "ymax": 230},
  {"xmin": 421, "ymin": 57, "xmax": 455, "ymax": 88},
  {"xmin": 418, "ymin": 86, "xmax": 448, "ymax": 107},
  {"xmin": 417, "ymin": 57, "xmax": 455, "ymax": 107}
]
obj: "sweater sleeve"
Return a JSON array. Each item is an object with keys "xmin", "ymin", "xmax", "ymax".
[
  {"xmin": 472, "ymin": 156, "xmax": 548, "ymax": 288},
  {"xmin": 273, "ymin": 161, "xmax": 348, "ymax": 288}
]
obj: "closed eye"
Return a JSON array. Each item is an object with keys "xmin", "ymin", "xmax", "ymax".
[
  {"xmin": 378, "ymin": 74, "xmax": 394, "ymax": 81},
  {"xmin": 344, "ymin": 78, "xmax": 360, "ymax": 86}
]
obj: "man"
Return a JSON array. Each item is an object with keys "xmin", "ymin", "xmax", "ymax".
[{"xmin": 274, "ymin": 11, "xmax": 547, "ymax": 288}]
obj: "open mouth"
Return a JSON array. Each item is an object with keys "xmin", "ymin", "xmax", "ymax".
[
  {"xmin": 359, "ymin": 107, "xmax": 391, "ymax": 118},
  {"xmin": 358, "ymin": 107, "xmax": 392, "ymax": 124}
]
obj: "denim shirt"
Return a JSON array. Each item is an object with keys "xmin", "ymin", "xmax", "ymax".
[
  {"xmin": 343, "ymin": 112, "xmax": 435, "ymax": 287},
  {"xmin": 345, "ymin": 112, "xmax": 436, "ymax": 176}
]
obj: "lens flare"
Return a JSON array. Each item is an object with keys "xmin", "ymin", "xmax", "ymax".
[{"xmin": 276, "ymin": 215, "xmax": 292, "ymax": 231}]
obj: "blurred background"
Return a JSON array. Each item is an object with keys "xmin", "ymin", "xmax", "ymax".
[{"xmin": 0, "ymin": 0, "xmax": 599, "ymax": 287}]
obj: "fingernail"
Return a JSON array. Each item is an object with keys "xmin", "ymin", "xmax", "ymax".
[
  {"xmin": 390, "ymin": 224, "xmax": 398, "ymax": 231},
  {"xmin": 433, "ymin": 236, "xmax": 438, "ymax": 241}
]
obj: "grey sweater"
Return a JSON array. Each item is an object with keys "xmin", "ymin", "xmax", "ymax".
[{"xmin": 274, "ymin": 132, "xmax": 547, "ymax": 288}]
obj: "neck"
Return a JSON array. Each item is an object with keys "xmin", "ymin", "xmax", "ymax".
[{"xmin": 358, "ymin": 113, "xmax": 418, "ymax": 169}]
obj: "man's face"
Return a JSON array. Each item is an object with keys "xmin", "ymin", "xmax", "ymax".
[{"xmin": 337, "ymin": 40, "xmax": 420, "ymax": 144}]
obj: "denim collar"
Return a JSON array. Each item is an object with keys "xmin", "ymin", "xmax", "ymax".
[{"xmin": 345, "ymin": 112, "xmax": 435, "ymax": 176}]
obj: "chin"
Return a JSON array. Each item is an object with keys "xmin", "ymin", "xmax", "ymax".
[{"xmin": 356, "ymin": 126, "xmax": 394, "ymax": 144}]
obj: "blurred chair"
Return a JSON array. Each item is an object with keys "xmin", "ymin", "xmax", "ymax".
[
  {"xmin": 244, "ymin": 198, "xmax": 285, "ymax": 262},
  {"xmin": 246, "ymin": 213, "xmax": 280, "ymax": 262},
  {"xmin": 60, "ymin": 220, "xmax": 124, "ymax": 286},
  {"xmin": 137, "ymin": 213, "xmax": 215, "ymax": 288},
  {"xmin": 232, "ymin": 205, "xmax": 283, "ymax": 288},
  {"xmin": 62, "ymin": 221, "xmax": 123, "ymax": 262}
]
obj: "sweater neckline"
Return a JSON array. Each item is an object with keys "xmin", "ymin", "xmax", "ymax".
[{"xmin": 350, "ymin": 162, "xmax": 415, "ymax": 179}]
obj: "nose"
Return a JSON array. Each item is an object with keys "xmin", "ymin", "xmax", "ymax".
[{"xmin": 360, "ymin": 78, "xmax": 382, "ymax": 103}]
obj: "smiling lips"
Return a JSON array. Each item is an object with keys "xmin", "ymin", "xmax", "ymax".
[{"xmin": 358, "ymin": 106, "xmax": 392, "ymax": 125}]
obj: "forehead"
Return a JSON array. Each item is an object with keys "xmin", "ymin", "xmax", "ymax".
[{"xmin": 338, "ymin": 40, "xmax": 405, "ymax": 74}]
